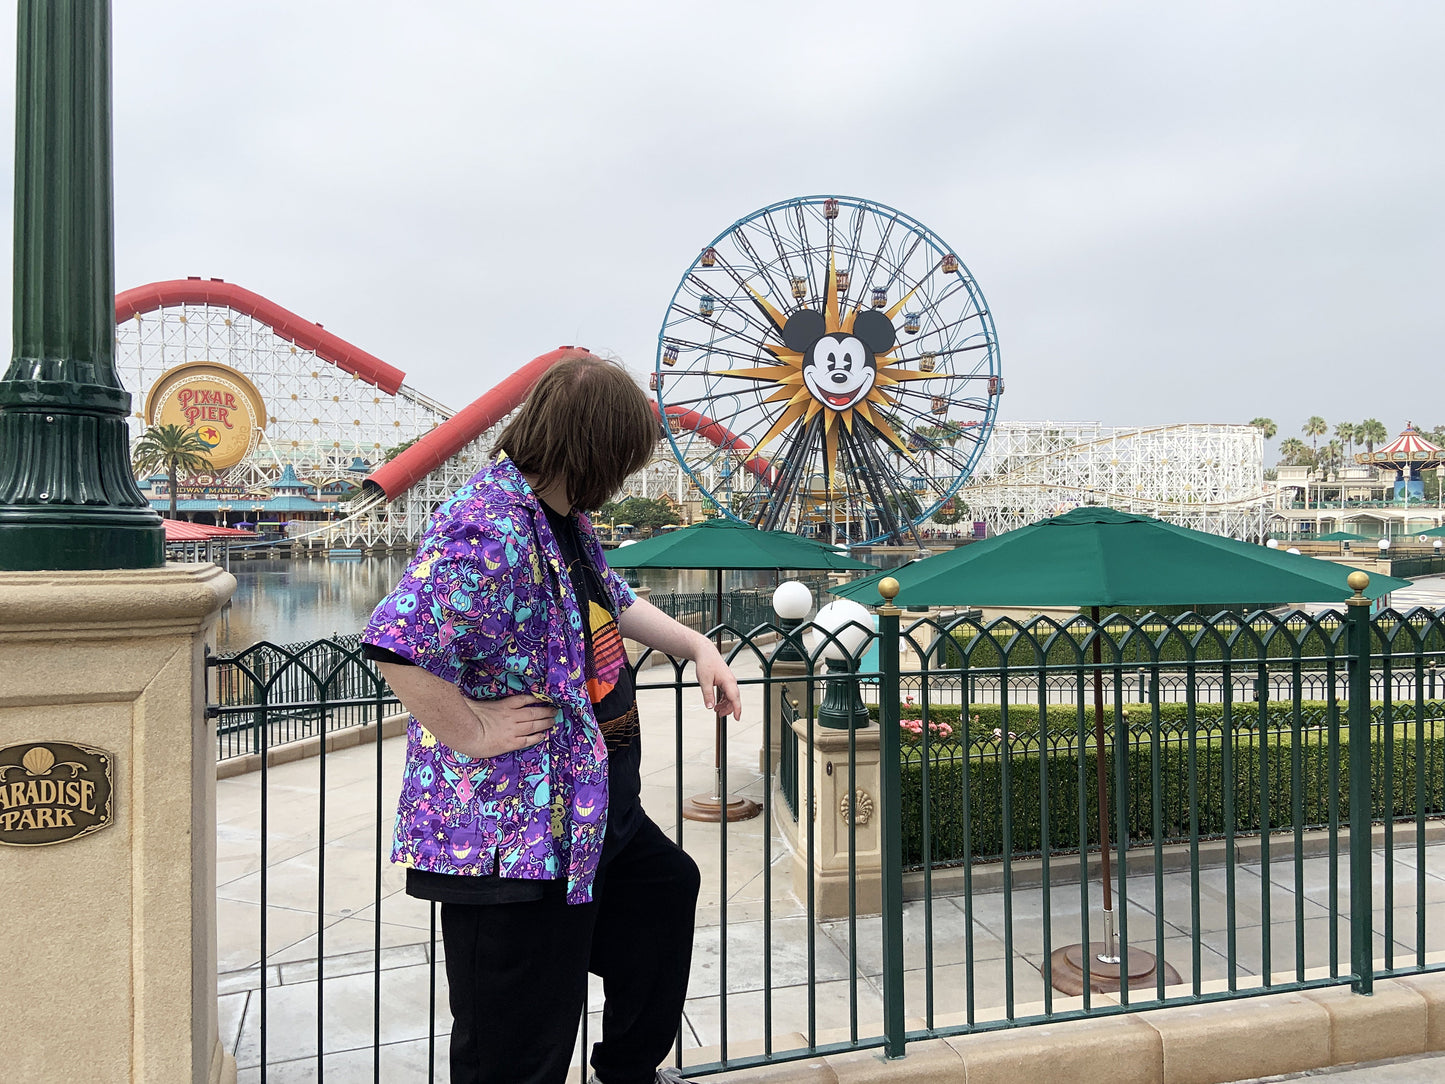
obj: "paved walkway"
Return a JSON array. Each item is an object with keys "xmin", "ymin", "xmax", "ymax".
[
  {"xmin": 215, "ymin": 582, "xmax": 1445, "ymax": 1081},
  {"xmin": 1232, "ymin": 1052, "xmax": 1445, "ymax": 1082}
]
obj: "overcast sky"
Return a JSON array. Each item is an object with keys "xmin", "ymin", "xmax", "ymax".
[{"xmin": 0, "ymin": 1, "xmax": 1439, "ymax": 457}]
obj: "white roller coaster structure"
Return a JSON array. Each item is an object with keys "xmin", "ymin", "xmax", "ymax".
[
  {"xmin": 334, "ymin": 419, "xmax": 1271, "ymax": 550},
  {"xmin": 956, "ymin": 421, "xmax": 1271, "ymax": 539}
]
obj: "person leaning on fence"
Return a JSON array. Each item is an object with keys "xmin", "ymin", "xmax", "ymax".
[{"xmin": 360, "ymin": 355, "xmax": 740, "ymax": 1084}]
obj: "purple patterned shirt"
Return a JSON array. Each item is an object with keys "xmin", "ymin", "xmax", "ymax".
[{"xmin": 361, "ymin": 454, "xmax": 635, "ymax": 903}]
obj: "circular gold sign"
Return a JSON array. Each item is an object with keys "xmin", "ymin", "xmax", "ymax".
[{"xmin": 144, "ymin": 362, "xmax": 265, "ymax": 471}]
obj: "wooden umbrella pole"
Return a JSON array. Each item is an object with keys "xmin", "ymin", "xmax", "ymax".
[
  {"xmin": 1091, "ymin": 606, "xmax": 1117, "ymax": 962},
  {"xmin": 682, "ymin": 568, "xmax": 759, "ymax": 821}
]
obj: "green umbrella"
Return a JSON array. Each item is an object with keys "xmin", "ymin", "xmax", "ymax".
[
  {"xmin": 611, "ymin": 516, "xmax": 875, "ymax": 574},
  {"xmin": 607, "ymin": 517, "xmax": 873, "ymax": 822},
  {"xmin": 833, "ymin": 507, "xmax": 1408, "ymax": 607},
  {"xmin": 1314, "ymin": 530, "xmax": 1371, "ymax": 542},
  {"xmin": 832, "ymin": 506, "xmax": 1410, "ymax": 993},
  {"xmin": 1418, "ymin": 524, "xmax": 1445, "ymax": 539}
]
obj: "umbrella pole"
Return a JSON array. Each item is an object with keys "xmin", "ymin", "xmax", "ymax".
[
  {"xmin": 682, "ymin": 568, "xmax": 760, "ymax": 822},
  {"xmin": 1091, "ymin": 606, "xmax": 1117, "ymax": 963},
  {"xmin": 1050, "ymin": 606, "xmax": 1179, "ymax": 994}
]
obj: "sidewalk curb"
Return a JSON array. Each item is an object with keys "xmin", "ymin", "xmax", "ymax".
[{"xmin": 712, "ymin": 969, "xmax": 1445, "ymax": 1083}]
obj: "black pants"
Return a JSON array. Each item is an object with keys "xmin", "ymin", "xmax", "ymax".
[{"xmin": 440, "ymin": 816, "xmax": 701, "ymax": 1084}]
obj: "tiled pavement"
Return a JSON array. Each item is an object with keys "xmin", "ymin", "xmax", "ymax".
[{"xmin": 216, "ymin": 646, "xmax": 1445, "ymax": 1082}]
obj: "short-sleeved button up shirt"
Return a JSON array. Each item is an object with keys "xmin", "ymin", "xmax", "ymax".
[{"xmin": 361, "ymin": 454, "xmax": 635, "ymax": 904}]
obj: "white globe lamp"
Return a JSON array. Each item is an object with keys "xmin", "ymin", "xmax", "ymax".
[
  {"xmin": 772, "ymin": 580, "xmax": 813, "ymax": 621},
  {"xmin": 772, "ymin": 581, "xmax": 813, "ymax": 663},
  {"xmin": 1265, "ymin": 538, "xmax": 1280, "ymax": 550},
  {"xmin": 810, "ymin": 598, "xmax": 873, "ymax": 662}
]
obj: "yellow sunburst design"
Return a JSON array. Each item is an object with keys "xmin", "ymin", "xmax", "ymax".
[{"xmin": 718, "ymin": 255, "xmax": 946, "ymax": 480}]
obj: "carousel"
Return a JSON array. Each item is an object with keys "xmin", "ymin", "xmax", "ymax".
[{"xmin": 1354, "ymin": 423, "xmax": 1444, "ymax": 504}]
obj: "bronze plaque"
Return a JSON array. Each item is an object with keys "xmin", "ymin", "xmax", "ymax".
[{"xmin": 0, "ymin": 741, "xmax": 114, "ymax": 846}]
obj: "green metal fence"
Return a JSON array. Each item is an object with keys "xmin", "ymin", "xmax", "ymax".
[
  {"xmin": 209, "ymin": 634, "xmax": 400, "ymax": 760},
  {"xmin": 211, "ymin": 598, "xmax": 1445, "ymax": 1080}
]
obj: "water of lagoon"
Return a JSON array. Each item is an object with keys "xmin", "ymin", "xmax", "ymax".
[{"xmin": 214, "ymin": 556, "xmax": 894, "ymax": 654}]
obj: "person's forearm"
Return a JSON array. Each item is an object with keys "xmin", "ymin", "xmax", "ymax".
[
  {"xmin": 616, "ymin": 597, "xmax": 711, "ymax": 659},
  {"xmin": 378, "ymin": 662, "xmax": 483, "ymax": 752}
]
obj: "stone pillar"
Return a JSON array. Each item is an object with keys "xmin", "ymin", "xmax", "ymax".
[
  {"xmin": 790, "ymin": 718, "xmax": 883, "ymax": 918},
  {"xmin": 0, "ymin": 565, "xmax": 236, "ymax": 1083}
]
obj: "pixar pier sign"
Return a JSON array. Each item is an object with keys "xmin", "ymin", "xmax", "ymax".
[{"xmin": 143, "ymin": 360, "xmax": 266, "ymax": 471}]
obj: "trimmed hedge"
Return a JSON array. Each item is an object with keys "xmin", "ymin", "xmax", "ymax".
[{"xmin": 901, "ymin": 720, "xmax": 1445, "ymax": 867}]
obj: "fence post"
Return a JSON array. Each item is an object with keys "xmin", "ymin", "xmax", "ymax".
[
  {"xmin": 1345, "ymin": 571, "xmax": 1374, "ymax": 995},
  {"xmin": 876, "ymin": 577, "xmax": 906, "ymax": 1057}
]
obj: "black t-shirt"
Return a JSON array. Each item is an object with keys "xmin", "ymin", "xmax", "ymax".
[{"xmin": 365, "ymin": 503, "xmax": 642, "ymax": 904}]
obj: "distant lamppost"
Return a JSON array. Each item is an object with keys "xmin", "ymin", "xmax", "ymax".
[
  {"xmin": 772, "ymin": 580, "xmax": 812, "ymax": 664},
  {"xmin": 811, "ymin": 598, "xmax": 873, "ymax": 729},
  {"xmin": 1265, "ymin": 538, "xmax": 1280, "ymax": 550},
  {"xmin": 1378, "ymin": 537, "xmax": 1391, "ymax": 555},
  {"xmin": 0, "ymin": 2, "xmax": 163, "ymax": 570}
]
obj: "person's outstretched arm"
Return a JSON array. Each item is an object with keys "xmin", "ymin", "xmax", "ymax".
[{"xmin": 617, "ymin": 597, "xmax": 742, "ymax": 719}]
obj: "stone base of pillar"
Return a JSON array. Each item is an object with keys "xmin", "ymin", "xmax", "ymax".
[
  {"xmin": 0, "ymin": 565, "xmax": 236, "ymax": 1083},
  {"xmin": 790, "ymin": 718, "xmax": 883, "ymax": 919}
]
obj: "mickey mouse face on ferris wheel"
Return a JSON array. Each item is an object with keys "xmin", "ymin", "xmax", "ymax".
[{"xmin": 785, "ymin": 308, "xmax": 897, "ymax": 413}]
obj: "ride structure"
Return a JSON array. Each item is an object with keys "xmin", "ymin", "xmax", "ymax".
[
  {"xmin": 1354, "ymin": 423, "xmax": 1444, "ymax": 503},
  {"xmin": 654, "ymin": 195, "xmax": 1002, "ymax": 546},
  {"xmin": 958, "ymin": 421, "xmax": 1272, "ymax": 540},
  {"xmin": 115, "ymin": 278, "xmax": 451, "ymax": 528}
]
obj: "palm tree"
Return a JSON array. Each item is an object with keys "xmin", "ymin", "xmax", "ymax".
[
  {"xmin": 1278, "ymin": 437, "xmax": 1311, "ymax": 466},
  {"xmin": 1322, "ymin": 439, "xmax": 1343, "ymax": 475},
  {"xmin": 1358, "ymin": 418, "xmax": 1389, "ymax": 455},
  {"xmin": 131, "ymin": 423, "xmax": 214, "ymax": 520},
  {"xmin": 1248, "ymin": 417, "xmax": 1277, "ymax": 440},
  {"xmin": 1303, "ymin": 416, "xmax": 1327, "ymax": 457},
  {"xmin": 1335, "ymin": 421, "xmax": 1355, "ymax": 461}
]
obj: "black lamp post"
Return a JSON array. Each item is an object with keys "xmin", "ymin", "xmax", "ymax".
[
  {"xmin": 0, "ymin": 1, "xmax": 163, "ymax": 571},
  {"xmin": 813, "ymin": 598, "xmax": 872, "ymax": 730}
]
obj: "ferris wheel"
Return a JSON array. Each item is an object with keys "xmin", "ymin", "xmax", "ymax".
[{"xmin": 653, "ymin": 195, "xmax": 1001, "ymax": 546}]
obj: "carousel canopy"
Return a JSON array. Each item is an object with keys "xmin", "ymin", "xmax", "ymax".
[{"xmin": 1354, "ymin": 424, "xmax": 1443, "ymax": 470}]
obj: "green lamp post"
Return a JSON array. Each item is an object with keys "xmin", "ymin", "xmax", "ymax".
[
  {"xmin": 812, "ymin": 597, "xmax": 873, "ymax": 730},
  {"xmin": 0, "ymin": 0, "xmax": 164, "ymax": 571}
]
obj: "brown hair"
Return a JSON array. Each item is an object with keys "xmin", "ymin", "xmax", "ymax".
[{"xmin": 494, "ymin": 354, "xmax": 659, "ymax": 511}]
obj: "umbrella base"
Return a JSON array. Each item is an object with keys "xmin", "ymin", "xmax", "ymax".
[
  {"xmin": 1048, "ymin": 942, "xmax": 1181, "ymax": 996},
  {"xmin": 681, "ymin": 792, "xmax": 761, "ymax": 823}
]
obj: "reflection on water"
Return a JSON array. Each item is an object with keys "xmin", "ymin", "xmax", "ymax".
[
  {"xmin": 216, "ymin": 556, "xmax": 413, "ymax": 652},
  {"xmin": 217, "ymin": 550, "xmax": 910, "ymax": 653}
]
